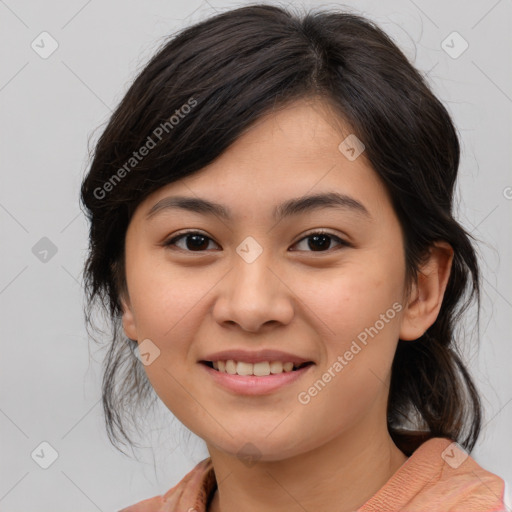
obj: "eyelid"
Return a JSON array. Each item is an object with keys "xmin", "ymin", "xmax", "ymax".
[
  {"xmin": 289, "ymin": 229, "xmax": 350, "ymax": 251},
  {"xmin": 163, "ymin": 228, "xmax": 351, "ymax": 252},
  {"xmin": 293, "ymin": 228, "xmax": 349, "ymax": 244},
  {"xmin": 163, "ymin": 229, "xmax": 220, "ymax": 250}
]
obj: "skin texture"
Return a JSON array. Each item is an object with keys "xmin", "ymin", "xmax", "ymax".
[{"xmin": 121, "ymin": 98, "xmax": 453, "ymax": 512}]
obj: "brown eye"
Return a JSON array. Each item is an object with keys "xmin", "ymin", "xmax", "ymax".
[
  {"xmin": 291, "ymin": 231, "xmax": 349, "ymax": 252},
  {"xmin": 164, "ymin": 232, "xmax": 219, "ymax": 252}
]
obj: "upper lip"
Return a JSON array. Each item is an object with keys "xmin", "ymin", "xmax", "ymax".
[{"xmin": 200, "ymin": 349, "xmax": 314, "ymax": 365}]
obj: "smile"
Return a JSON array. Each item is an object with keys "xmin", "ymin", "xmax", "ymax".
[
  {"xmin": 199, "ymin": 360, "xmax": 315, "ymax": 395},
  {"xmin": 203, "ymin": 359, "xmax": 312, "ymax": 376}
]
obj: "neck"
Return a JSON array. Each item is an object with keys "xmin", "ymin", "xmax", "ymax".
[{"xmin": 206, "ymin": 424, "xmax": 408, "ymax": 512}]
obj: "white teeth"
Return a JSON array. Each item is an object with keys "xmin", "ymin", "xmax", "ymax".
[
  {"xmin": 212, "ymin": 359, "xmax": 302, "ymax": 376},
  {"xmin": 253, "ymin": 361, "xmax": 270, "ymax": 376},
  {"xmin": 253, "ymin": 361, "xmax": 270, "ymax": 377},
  {"xmin": 283, "ymin": 362, "xmax": 294, "ymax": 372},
  {"xmin": 236, "ymin": 361, "xmax": 253, "ymax": 376},
  {"xmin": 269, "ymin": 361, "xmax": 284, "ymax": 374},
  {"xmin": 225, "ymin": 360, "xmax": 237, "ymax": 374}
]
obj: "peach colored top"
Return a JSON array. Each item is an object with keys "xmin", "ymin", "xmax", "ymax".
[{"xmin": 119, "ymin": 437, "xmax": 508, "ymax": 512}]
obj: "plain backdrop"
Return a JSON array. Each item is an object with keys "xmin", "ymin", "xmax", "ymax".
[{"xmin": 1, "ymin": 0, "xmax": 511, "ymax": 510}]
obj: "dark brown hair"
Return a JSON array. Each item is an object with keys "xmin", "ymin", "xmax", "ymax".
[{"xmin": 80, "ymin": 3, "xmax": 482, "ymax": 456}]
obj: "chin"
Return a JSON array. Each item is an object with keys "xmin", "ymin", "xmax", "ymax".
[{"xmin": 206, "ymin": 433, "xmax": 310, "ymax": 463}]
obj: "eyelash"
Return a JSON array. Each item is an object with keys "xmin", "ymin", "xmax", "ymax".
[{"xmin": 162, "ymin": 229, "xmax": 350, "ymax": 253}]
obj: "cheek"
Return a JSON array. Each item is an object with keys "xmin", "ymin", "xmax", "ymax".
[
  {"xmin": 290, "ymin": 253, "xmax": 404, "ymax": 401},
  {"xmin": 123, "ymin": 252, "xmax": 204, "ymax": 394},
  {"xmin": 291, "ymin": 255, "xmax": 404, "ymax": 343},
  {"xmin": 126, "ymin": 251, "xmax": 208, "ymax": 338},
  {"xmin": 289, "ymin": 272, "xmax": 402, "ymax": 447}
]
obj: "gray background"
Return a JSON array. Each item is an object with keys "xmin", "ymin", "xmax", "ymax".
[{"xmin": 1, "ymin": 0, "xmax": 511, "ymax": 510}]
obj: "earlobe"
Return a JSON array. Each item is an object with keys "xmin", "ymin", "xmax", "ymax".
[
  {"xmin": 120, "ymin": 295, "xmax": 138, "ymax": 341},
  {"xmin": 399, "ymin": 242, "xmax": 454, "ymax": 341}
]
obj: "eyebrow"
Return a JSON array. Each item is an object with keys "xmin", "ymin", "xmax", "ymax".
[{"xmin": 146, "ymin": 192, "xmax": 371, "ymax": 222}]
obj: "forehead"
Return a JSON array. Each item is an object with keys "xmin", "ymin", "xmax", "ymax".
[{"xmin": 136, "ymin": 98, "xmax": 392, "ymax": 221}]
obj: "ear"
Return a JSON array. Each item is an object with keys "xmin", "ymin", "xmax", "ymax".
[
  {"xmin": 120, "ymin": 294, "xmax": 138, "ymax": 341},
  {"xmin": 399, "ymin": 241, "xmax": 454, "ymax": 341}
]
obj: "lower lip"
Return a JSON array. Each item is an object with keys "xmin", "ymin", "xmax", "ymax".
[{"xmin": 199, "ymin": 363, "xmax": 314, "ymax": 395}]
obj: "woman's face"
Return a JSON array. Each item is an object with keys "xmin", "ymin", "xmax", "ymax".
[{"xmin": 121, "ymin": 98, "xmax": 411, "ymax": 461}]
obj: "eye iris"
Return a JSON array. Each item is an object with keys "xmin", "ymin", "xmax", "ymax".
[
  {"xmin": 175, "ymin": 232, "xmax": 338, "ymax": 252},
  {"xmin": 186, "ymin": 234, "xmax": 209, "ymax": 251},
  {"xmin": 308, "ymin": 234, "xmax": 330, "ymax": 251}
]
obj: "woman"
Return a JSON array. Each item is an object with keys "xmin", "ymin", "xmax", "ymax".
[{"xmin": 80, "ymin": 4, "xmax": 509, "ymax": 511}]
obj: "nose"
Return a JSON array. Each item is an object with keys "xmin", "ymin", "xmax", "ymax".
[{"xmin": 212, "ymin": 251, "xmax": 295, "ymax": 333}]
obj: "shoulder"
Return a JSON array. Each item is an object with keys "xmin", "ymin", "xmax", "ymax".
[
  {"xmin": 359, "ymin": 437, "xmax": 508, "ymax": 512},
  {"xmin": 118, "ymin": 458, "xmax": 215, "ymax": 512}
]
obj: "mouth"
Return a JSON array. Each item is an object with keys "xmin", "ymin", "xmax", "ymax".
[
  {"xmin": 199, "ymin": 359, "xmax": 315, "ymax": 395},
  {"xmin": 200, "ymin": 360, "xmax": 314, "ymax": 376}
]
